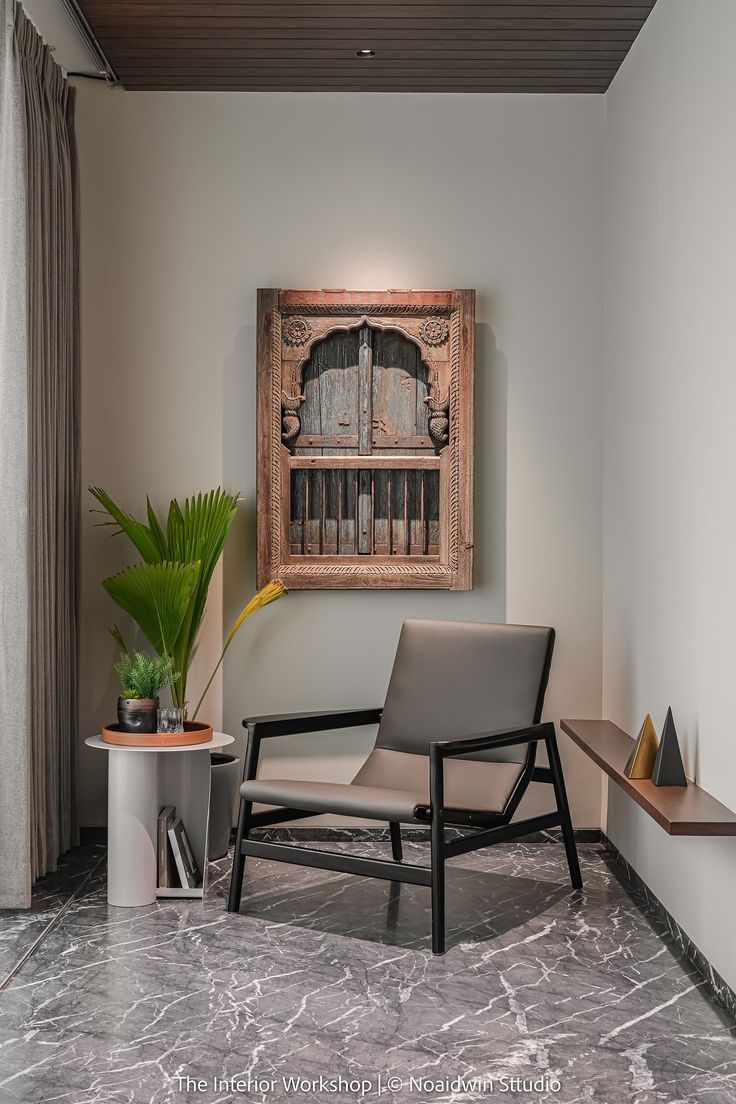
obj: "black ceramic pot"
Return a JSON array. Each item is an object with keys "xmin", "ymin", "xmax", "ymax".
[{"xmin": 117, "ymin": 696, "xmax": 159, "ymax": 734}]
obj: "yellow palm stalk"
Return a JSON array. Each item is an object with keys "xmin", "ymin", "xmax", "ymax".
[{"xmin": 191, "ymin": 580, "xmax": 287, "ymax": 720}]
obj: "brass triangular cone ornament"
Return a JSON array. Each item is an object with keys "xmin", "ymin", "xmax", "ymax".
[
  {"xmin": 624, "ymin": 714, "xmax": 659, "ymax": 779},
  {"xmin": 651, "ymin": 707, "xmax": 687, "ymax": 787}
]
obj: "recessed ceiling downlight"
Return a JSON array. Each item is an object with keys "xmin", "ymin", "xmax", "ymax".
[{"xmin": 356, "ymin": 48, "xmax": 376, "ymax": 57}]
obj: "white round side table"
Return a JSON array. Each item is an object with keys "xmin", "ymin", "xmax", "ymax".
[{"xmin": 86, "ymin": 732, "xmax": 234, "ymax": 907}]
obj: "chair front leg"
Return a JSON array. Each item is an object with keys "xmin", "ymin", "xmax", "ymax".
[
  {"xmin": 389, "ymin": 821, "xmax": 403, "ymax": 863},
  {"xmin": 430, "ymin": 748, "xmax": 446, "ymax": 954},
  {"xmin": 545, "ymin": 727, "xmax": 583, "ymax": 891},
  {"xmin": 227, "ymin": 795, "xmax": 251, "ymax": 912},
  {"xmin": 227, "ymin": 730, "xmax": 261, "ymax": 913}
]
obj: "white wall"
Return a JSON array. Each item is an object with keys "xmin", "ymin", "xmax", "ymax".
[
  {"xmin": 75, "ymin": 87, "xmax": 605, "ymax": 829},
  {"xmin": 604, "ymin": 0, "xmax": 736, "ymax": 988}
]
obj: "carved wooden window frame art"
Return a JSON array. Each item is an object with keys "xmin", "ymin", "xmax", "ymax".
[{"xmin": 256, "ymin": 289, "xmax": 475, "ymax": 590}]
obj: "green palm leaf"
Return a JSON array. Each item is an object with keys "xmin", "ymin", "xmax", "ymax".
[
  {"xmin": 89, "ymin": 486, "xmax": 163, "ymax": 564},
  {"xmin": 164, "ymin": 489, "xmax": 239, "ymax": 701},
  {"xmin": 102, "ymin": 561, "xmax": 202, "ymax": 659},
  {"xmin": 167, "ymin": 489, "xmax": 237, "ymax": 582},
  {"xmin": 146, "ymin": 497, "xmax": 170, "ymax": 560},
  {"xmin": 109, "ymin": 624, "xmax": 129, "ymax": 656}
]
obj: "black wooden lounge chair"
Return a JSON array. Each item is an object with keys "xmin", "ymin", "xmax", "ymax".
[{"xmin": 227, "ymin": 619, "xmax": 582, "ymax": 953}]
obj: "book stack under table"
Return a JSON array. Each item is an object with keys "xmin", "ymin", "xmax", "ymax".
[{"xmin": 158, "ymin": 806, "xmax": 202, "ymax": 893}]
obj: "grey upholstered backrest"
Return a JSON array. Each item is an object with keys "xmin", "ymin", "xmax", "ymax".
[{"xmin": 376, "ymin": 620, "xmax": 555, "ymax": 765}]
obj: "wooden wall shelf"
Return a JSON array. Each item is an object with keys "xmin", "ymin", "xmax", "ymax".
[{"xmin": 560, "ymin": 719, "xmax": 736, "ymax": 836}]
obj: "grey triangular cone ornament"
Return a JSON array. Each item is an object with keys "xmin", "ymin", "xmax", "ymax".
[{"xmin": 651, "ymin": 707, "xmax": 687, "ymax": 787}]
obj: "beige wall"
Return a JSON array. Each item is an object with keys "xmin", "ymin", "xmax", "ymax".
[
  {"xmin": 75, "ymin": 87, "xmax": 605, "ymax": 828},
  {"xmin": 604, "ymin": 0, "xmax": 736, "ymax": 988}
]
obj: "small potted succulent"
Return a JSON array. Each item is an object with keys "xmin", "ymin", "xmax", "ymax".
[{"xmin": 114, "ymin": 651, "xmax": 179, "ymax": 734}]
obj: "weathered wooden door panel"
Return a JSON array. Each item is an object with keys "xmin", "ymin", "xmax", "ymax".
[
  {"xmin": 296, "ymin": 330, "xmax": 360, "ymax": 454},
  {"xmin": 371, "ymin": 330, "xmax": 430, "ymax": 449},
  {"xmin": 258, "ymin": 289, "xmax": 474, "ymax": 589}
]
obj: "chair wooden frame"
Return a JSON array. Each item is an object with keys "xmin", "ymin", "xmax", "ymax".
[{"xmin": 226, "ymin": 709, "xmax": 582, "ymax": 954}]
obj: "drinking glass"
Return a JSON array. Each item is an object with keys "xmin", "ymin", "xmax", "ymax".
[{"xmin": 157, "ymin": 707, "xmax": 186, "ymax": 734}]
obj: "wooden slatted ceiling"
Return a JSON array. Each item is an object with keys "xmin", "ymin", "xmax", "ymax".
[{"xmin": 78, "ymin": 1, "xmax": 658, "ymax": 93}]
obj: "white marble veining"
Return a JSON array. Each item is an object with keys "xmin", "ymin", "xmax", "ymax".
[
  {"xmin": 0, "ymin": 838, "xmax": 734, "ymax": 1103},
  {"xmin": 0, "ymin": 845, "xmax": 104, "ymax": 988}
]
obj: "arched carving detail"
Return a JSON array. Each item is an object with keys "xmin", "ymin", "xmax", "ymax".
[{"xmin": 289, "ymin": 317, "xmax": 441, "ymax": 397}]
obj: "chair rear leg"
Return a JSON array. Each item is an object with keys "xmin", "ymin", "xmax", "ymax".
[
  {"xmin": 430, "ymin": 751, "xmax": 446, "ymax": 954},
  {"xmin": 227, "ymin": 795, "xmax": 252, "ymax": 912},
  {"xmin": 430, "ymin": 820, "xmax": 446, "ymax": 954},
  {"xmin": 389, "ymin": 821, "xmax": 403, "ymax": 863},
  {"xmin": 546, "ymin": 728, "xmax": 583, "ymax": 891}
]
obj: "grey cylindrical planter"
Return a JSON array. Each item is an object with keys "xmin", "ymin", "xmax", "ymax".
[{"xmin": 208, "ymin": 753, "xmax": 241, "ymax": 860}]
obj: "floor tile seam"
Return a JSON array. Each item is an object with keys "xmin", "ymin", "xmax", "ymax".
[{"xmin": 0, "ymin": 852, "xmax": 107, "ymax": 993}]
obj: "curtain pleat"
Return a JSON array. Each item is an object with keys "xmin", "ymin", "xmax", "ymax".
[
  {"xmin": 4, "ymin": 1, "xmax": 80, "ymax": 895},
  {"xmin": 0, "ymin": 0, "xmax": 31, "ymax": 908}
]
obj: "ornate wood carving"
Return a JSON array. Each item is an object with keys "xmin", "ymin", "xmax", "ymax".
[
  {"xmin": 419, "ymin": 317, "xmax": 449, "ymax": 347},
  {"xmin": 281, "ymin": 302, "xmax": 451, "ymax": 316},
  {"xmin": 257, "ymin": 289, "xmax": 474, "ymax": 590},
  {"xmin": 425, "ymin": 394, "xmax": 450, "ymax": 446},
  {"xmin": 282, "ymin": 316, "xmax": 312, "ymax": 347},
  {"xmin": 281, "ymin": 392, "xmax": 305, "ymax": 443}
]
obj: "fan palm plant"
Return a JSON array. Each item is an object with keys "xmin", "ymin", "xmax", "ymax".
[{"xmin": 91, "ymin": 487, "xmax": 278, "ymax": 712}]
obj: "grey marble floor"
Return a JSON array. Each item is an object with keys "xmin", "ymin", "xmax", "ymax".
[
  {"xmin": 0, "ymin": 837, "xmax": 734, "ymax": 1104},
  {"xmin": 0, "ymin": 844, "xmax": 105, "ymax": 988}
]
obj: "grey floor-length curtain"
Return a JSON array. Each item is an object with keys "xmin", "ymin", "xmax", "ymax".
[
  {"xmin": 0, "ymin": 0, "xmax": 31, "ymax": 908},
  {"xmin": 0, "ymin": 0, "xmax": 79, "ymax": 907}
]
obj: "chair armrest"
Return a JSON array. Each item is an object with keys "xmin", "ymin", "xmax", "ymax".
[
  {"xmin": 430, "ymin": 722, "xmax": 554, "ymax": 759},
  {"xmin": 242, "ymin": 708, "xmax": 382, "ymax": 739}
]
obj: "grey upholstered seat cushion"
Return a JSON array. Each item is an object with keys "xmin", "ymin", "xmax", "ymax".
[
  {"xmin": 353, "ymin": 748, "xmax": 524, "ymax": 810},
  {"xmin": 240, "ymin": 777, "xmax": 429, "ymax": 823},
  {"xmin": 241, "ymin": 752, "xmax": 524, "ymax": 824}
]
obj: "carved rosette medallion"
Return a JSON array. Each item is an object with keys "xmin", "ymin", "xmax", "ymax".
[
  {"xmin": 419, "ymin": 317, "xmax": 449, "ymax": 347},
  {"xmin": 283, "ymin": 316, "xmax": 312, "ymax": 347}
]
